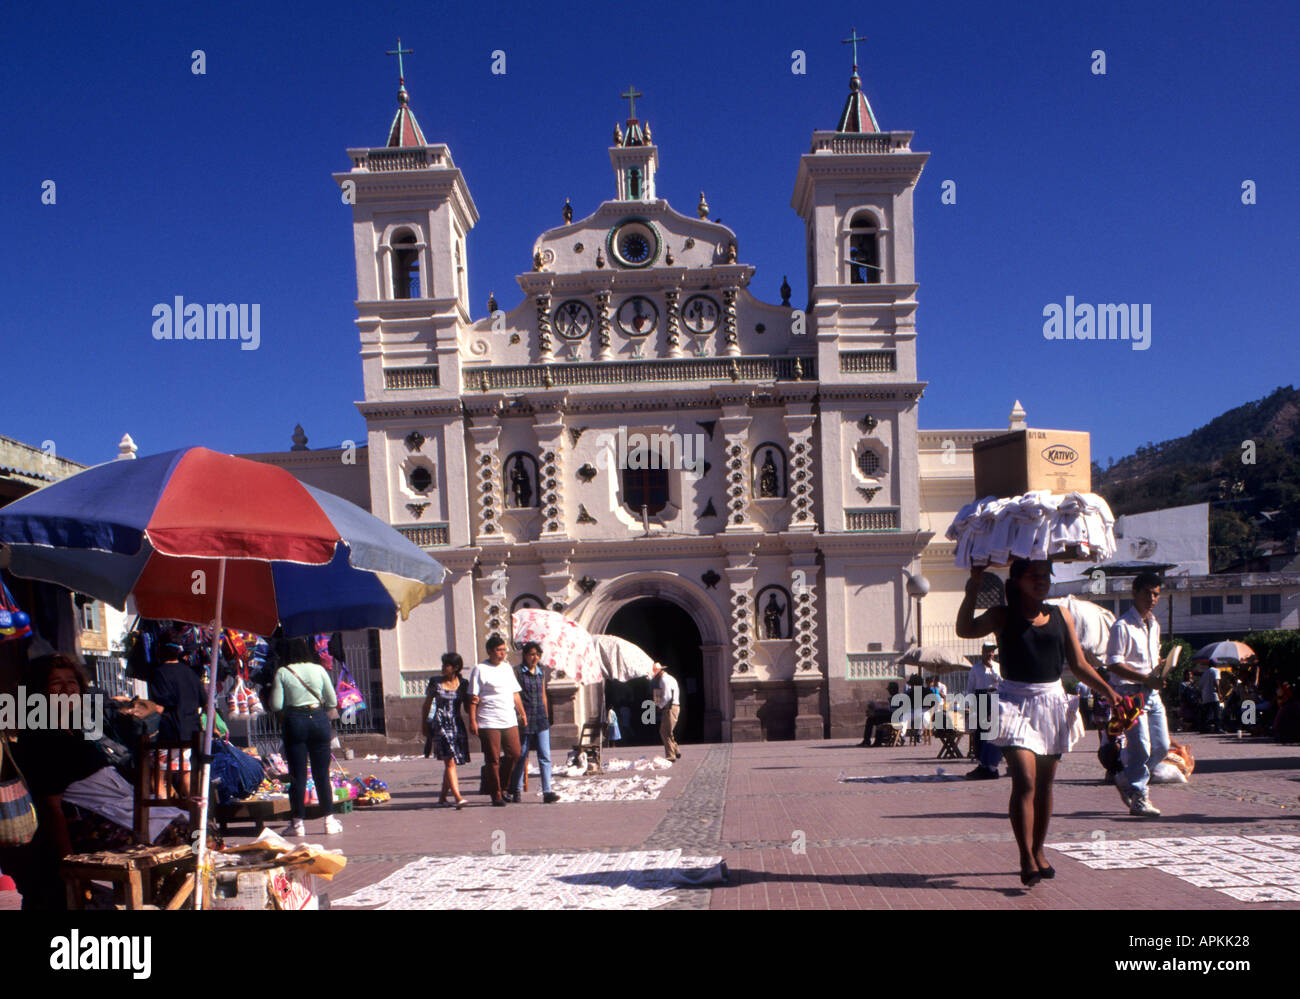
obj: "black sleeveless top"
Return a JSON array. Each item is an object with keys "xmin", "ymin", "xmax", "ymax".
[{"xmin": 997, "ymin": 603, "xmax": 1068, "ymax": 684}]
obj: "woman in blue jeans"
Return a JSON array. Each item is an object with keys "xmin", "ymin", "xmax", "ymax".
[{"xmin": 270, "ymin": 636, "xmax": 341, "ymax": 837}]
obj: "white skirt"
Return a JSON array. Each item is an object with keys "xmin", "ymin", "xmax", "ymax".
[{"xmin": 990, "ymin": 679, "xmax": 1084, "ymax": 757}]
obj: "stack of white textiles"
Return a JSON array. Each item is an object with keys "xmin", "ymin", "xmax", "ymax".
[{"xmin": 946, "ymin": 491, "xmax": 1116, "ymax": 568}]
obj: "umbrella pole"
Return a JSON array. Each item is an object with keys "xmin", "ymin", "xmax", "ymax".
[{"xmin": 193, "ymin": 557, "xmax": 227, "ymax": 911}]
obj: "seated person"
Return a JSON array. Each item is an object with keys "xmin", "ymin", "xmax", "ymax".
[
  {"xmin": 0, "ymin": 655, "xmax": 190, "ymax": 910},
  {"xmin": 860, "ymin": 682, "xmax": 900, "ymax": 746}
]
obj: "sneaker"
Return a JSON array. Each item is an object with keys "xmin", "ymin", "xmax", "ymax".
[
  {"xmin": 324, "ymin": 815, "xmax": 343, "ymax": 835},
  {"xmin": 507, "ymin": 791, "xmax": 522, "ymax": 804},
  {"xmin": 1114, "ymin": 770, "xmax": 1134, "ymax": 807},
  {"xmin": 543, "ymin": 792, "xmax": 561, "ymax": 804},
  {"xmin": 1129, "ymin": 794, "xmax": 1161, "ymax": 818},
  {"xmin": 284, "ymin": 819, "xmax": 306, "ymax": 838}
]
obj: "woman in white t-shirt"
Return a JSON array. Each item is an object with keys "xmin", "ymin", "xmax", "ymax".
[{"xmin": 467, "ymin": 636, "xmax": 527, "ymax": 807}]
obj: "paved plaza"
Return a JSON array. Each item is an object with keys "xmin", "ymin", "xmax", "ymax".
[{"xmin": 257, "ymin": 731, "xmax": 1300, "ymax": 911}]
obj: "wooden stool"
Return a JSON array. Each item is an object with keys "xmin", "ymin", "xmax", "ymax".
[
  {"xmin": 879, "ymin": 723, "xmax": 905, "ymax": 747},
  {"xmin": 935, "ymin": 729, "xmax": 964, "ymax": 760},
  {"xmin": 61, "ymin": 844, "xmax": 196, "ymax": 910}
]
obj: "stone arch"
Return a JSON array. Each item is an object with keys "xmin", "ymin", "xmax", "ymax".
[{"xmin": 577, "ymin": 569, "xmax": 730, "ymax": 741}]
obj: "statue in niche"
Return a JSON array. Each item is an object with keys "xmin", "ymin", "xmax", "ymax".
[
  {"xmin": 763, "ymin": 592, "xmax": 785, "ymax": 639},
  {"xmin": 510, "ymin": 455, "xmax": 533, "ymax": 508},
  {"xmin": 758, "ymin": 450, "xmax": 780, "ymax": 498}
]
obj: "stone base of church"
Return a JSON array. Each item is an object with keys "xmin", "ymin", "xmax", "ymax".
[{"xmin": 730, "ymin": 678, "xmax": 821, "ymax": 741}]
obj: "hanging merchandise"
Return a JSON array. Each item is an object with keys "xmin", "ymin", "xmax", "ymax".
[
  {"xmin": 315, "ymin": 634, "xmax": 334, "ymax": 671},
  {"xmin": 0, "ymin": 579, "xmax": 33, "ymax": 643},
  {"xmin": 336, "ymin": 664, "xmax": 367, "ymax": 713}
]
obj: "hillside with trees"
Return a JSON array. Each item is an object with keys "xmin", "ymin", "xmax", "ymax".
[{"xmin": 1090, "ymin": 386, "xmax": 1300, "ymax": 571}]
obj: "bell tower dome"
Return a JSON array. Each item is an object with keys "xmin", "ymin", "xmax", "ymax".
[{"xmin": 609, "ymin": 85, "xmax": 659, "ymax": 202}]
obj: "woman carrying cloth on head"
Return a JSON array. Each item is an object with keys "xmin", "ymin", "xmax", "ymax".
[{"xmin": 957, "ymin": 558, "xmax": 1121, "ymax": 887}]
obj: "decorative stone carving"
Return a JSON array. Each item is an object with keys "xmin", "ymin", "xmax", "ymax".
[
  {"xmin": 726, "ymin": 565, "xmax": 757, "ymax": 674},
  {"xmin": 406, "ymin": 502, "xmax": 429, "ymax": 519},
  {"xmin": 723, "ymin": 432, "xmax": 751, "ymax": 529},
  {"xmin": 701, "ymin": 569, "xmax": 721, "ymax": 590},
  {"xmin": 576, "ymin": 504, "xmax": 597, "ymax": 524},
  {"xmin": 859, "ymin": 414, "xmax": 879, "ymax": 433},
  {"xmin": 785, "ymin": 412, "xmax": 817, "ymax": 530},
  {"xmin": 762, "ymin": 591, "xmax": 785, "ymax": 639},
  {"xmin": 664, "ymin": 289, "xmax": 681, "ymax": 357},
  {"xmin": 791, "ymin": 564, "xmax": 820, "ymax": 674},
  {"xmin": 404, "ymin": 431, "xmax": 425, "ymax": 452},
  {"xmin": 701, "ymin": 498, "xmax": 717, "ymax": 518},
  {"xmin": 535, "ymin": 293, "xmax": 553, "ymax": 361},
  {"xmin": 722, "ymin": 289, "xmax": 739, "ymax": 356},
  {"xmin": 577, "ymin": 463, "xmax": 597, "ymax": 483},
  {"xmin": 595, "ymin": 290, "xmax": 612, "ymax": 361},
  {"xmin": 578, "ymin": 575, "xmax": 598, "ymax": 594},
  {"xmin": 780, "ymin": 276, "xmax": 791, "ymax": 307}
]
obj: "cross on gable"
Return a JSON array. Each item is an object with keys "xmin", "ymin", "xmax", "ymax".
[{"xmin": 386, "ymin": 37, "xmax": 414, "ymax": 83}]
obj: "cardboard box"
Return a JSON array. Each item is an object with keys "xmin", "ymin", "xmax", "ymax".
[
  {"xmin": 206, "ymin": 864, "xmax": 319, "ymax": 910},
  {"xmin": 973, "ymin": 429, "xmax": 1091, "ymax": 498}
]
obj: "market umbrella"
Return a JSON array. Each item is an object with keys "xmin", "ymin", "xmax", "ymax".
[
  {"xmin": 0, "ymin": 446, "xmax": 447, "ymax": 908},
  {"xmin": 511, "ymin": 608, "xmax": 602, "ymax": 683},
  {"xmin": 591, "ymin": 634, "xmax": 655, "ymax": 683},
  {"xmin": 1192, "ymin": 640, "xmax": 1256, "ymax": 664},
  {"xmin": 895, "ymin": 645, "xmax": 972, "ymax": 671}
]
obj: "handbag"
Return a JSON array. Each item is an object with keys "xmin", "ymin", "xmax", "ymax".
[
  {"xmin": 282, "ymin": 665, "xmax": 339, "ymax": 721},
  {"xmin": 0, "ymin": 738, "xmax": 38, "ymax": 846}
]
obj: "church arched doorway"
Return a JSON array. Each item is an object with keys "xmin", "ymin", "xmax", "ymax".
[{"xmin": 603, "ymin": 598, "xmax": 706, "ymax": 746}]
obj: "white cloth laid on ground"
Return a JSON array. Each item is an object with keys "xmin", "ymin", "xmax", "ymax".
[
  {"xmin": 947, "ymin": 491, "xmax": 1116, "ymax": 568},
  {"xmin": 989, "ymin": 679, "xmax": 1085, "ymax": 756}
]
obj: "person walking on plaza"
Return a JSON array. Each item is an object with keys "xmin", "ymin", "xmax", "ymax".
[
  {"xmin": 1104, "ymin": 572, "xmax": 1170, "ymax": 818},
  {"xmin": 509, "ymin": 642, "xmax": 561, "ymax": 804},
  {"xmin": 270, "ymin": 636, "xmax": 341, "ymax": 837},
  {"xmin": 420, "ymin": 653, "xmax": 470, "ymax": 809},
  {"xmin": 965, "ymin": 641, "xmax": 1003, "ymax": 780},
  {"xmin": 1198, "ymin": 663, "xmax": 1224, "ymax": 733},
  {"xmin": 468, "ymin": 636, "xmax": 526, "ymax": 807},
  {"xmin": 957, "ymin": 559, "xmax": 1121, "ymax": 887},
  {"xmin": 651, "ymin": 661, "xmax": 681, "ymax": 762}
]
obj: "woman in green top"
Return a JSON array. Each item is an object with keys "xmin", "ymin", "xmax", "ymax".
[{"xmin": 270, "ymin": 636, "xmax": 340, "ymax": 838}]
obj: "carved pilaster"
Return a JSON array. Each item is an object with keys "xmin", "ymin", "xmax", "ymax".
[
  {"xmin": 790, "ymin": 562, "xmax": 820, "ymax": 674},
  {"xmin": 784, "ymin": 408, "xmax": 817, "ymax": 531},
  {"xmin": 535, "ymin": 410, "xmax": 567, "ymax": 538},
  {"xmin": 722, "ymin": 288, "xmax": 739, "ymax": 356},
  {"xmin": 665, "ymin": 289, "xmax": 682, "ymax": 357},
  {"xmin": 535, "ymin": 293, "xmax": 553, "ymax": 362},
  {"xmin": 477, "ymin": 560, "xmax": 510, "ymax": 644},
  {"xmin": 719, "ymin": 405, "xmax": 757, "ymax": 532},
  {"xmin": 595, "ymin": 290, "xmax": 612, "ymax": 361},
  {"xmin": 725, "ymin": 562, "xmax": 759, "ymax": 676},
  {"xmin": 468, "ymin": 422, "xmax": 504, "ymax": 541}
]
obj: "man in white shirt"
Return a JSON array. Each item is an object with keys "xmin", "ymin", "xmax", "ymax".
[
  {"xmin": 467, "ymin": 635, "xmax": 527, "ymax": 807},
  {"xmin": 1198, "ymin": 664, "xmax": 1223, "ymax": 733},
  {"xmin": 1104, "ymin": 572, "xmax": 1168, "ymax": 818},
  {"xmin": 650, "ymin": 661, "xmax": 681, "ymax": 762},
  {"xmin": 965, "ymin": 641, "xmax": 1002, "ymax": 780}
]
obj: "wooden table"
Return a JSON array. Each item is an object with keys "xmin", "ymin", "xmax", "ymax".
[
  {"xmin": 61, "ymin": 844, "xmax": 196, "ymax": 910},
  {"xmin": 215, "ymin": 797, "xmax": 292, "ymax": 836}
]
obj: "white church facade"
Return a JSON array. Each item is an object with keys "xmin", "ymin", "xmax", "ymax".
[{"xmin": 250, "ymin": 53, "xmax": 1072, "ymax": 747}]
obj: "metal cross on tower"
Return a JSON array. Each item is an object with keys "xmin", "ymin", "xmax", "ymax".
[
  {"xmin": 387, "ymin": 38, "xmax": 414, "ymax": 83},
  {"xmin": 842, "ymin": 27, "xmax": 867, "ymax": 69},
  {"xmin": 621, "ymin": 85, "xmax": 643, "ymax": 120}
]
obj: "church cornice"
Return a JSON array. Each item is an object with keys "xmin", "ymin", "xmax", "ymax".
[{"xmin": 356, "ymin": 401, "xmax": 464, "ymax": 419}]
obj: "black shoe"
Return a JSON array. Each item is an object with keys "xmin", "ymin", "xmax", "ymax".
[
  {"xmin": 1037, "ymin": 865, "xmax": 1056, "ymax": 879},
  {"xmin": 492, "ymin": 798, "xmax": 507, "ymax": 807},
  {"xmin": 507, "ymin": 791, "xmax": 521, "ymax": 803},
  {"xmin": 543, "ymin": 792, "xmax": 560, "ymax": 804},
  {"xmin": 1020, "ymin": 868, "xmax": 1042, "ymax": 887}
]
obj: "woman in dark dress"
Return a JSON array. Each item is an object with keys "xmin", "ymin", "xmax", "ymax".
[
  {"xmin": 957, "ymin": 559, "xmax": 1121, "ymax": 887},
  {"xmin": 420, "ymin": 653, "xmax": 470, "ymax": 809}
]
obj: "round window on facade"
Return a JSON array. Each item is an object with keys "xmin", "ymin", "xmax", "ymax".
[
  {"xmin": 408, "ymin": 466, "xmax": 433, "ymax": 493},
  {"xmin": 857, "ymin": 450, "xmax": 881, "ymax": 477}
]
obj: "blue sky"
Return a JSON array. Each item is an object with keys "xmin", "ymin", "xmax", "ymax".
[{"xmin": 4, "ymin": 0, "xmax": 1296, "ymax": 469}]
